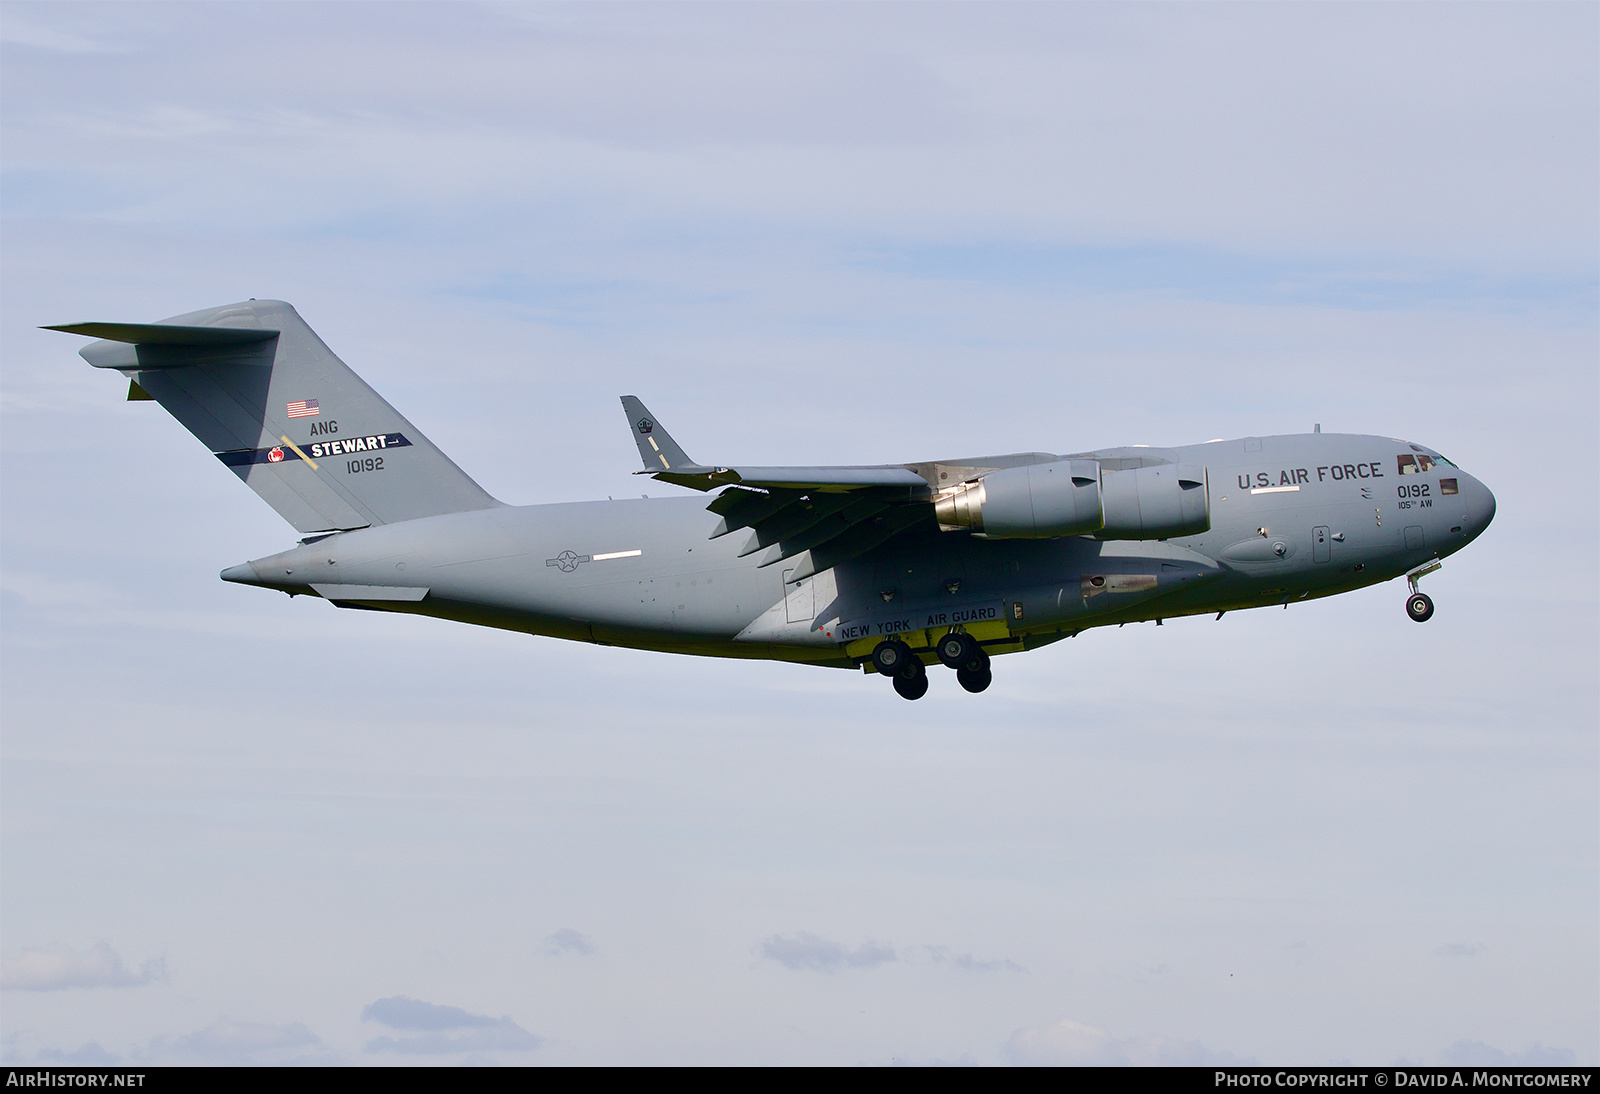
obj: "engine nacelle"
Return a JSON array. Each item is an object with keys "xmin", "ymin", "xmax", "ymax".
[
  {"xmin": 935, "ymin": 460, "xmax": 1211, "ymax": 540},
  {"xmin": 934, "ymin": 459, "xmax": 1102, "ymax": 538},
  {"xmin": 1097, "ymin": 464, "xmax": 1210, "ymax": 539}
]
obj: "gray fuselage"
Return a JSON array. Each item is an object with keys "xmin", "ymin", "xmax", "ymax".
[{"xmin": 225, "ymin": 432, "xmax": 1496, "ymax": 670}]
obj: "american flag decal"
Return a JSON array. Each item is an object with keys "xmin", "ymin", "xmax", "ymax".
[{"xmin": 286, "ymin": 399, "xmax": 320, "ymax": 419}]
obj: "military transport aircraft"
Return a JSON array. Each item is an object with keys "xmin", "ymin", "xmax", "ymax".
[{"xmin": 49, "ymin": 300, "xmax": 1496, "ymax": 700}]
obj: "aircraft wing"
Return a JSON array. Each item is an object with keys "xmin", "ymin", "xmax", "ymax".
[{"xmin": 621, "ymin": 395, "xmax": 936, "ymax": 581}]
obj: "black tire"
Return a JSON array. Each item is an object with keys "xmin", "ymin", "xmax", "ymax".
[
  {"xmin": 871, "ymin": 639, "xmax": 913, "ymax": 675},
  {"xmin": 935, "ymin": 631, "xmax": 980, "ymax": 669},
  {"xmin": 897, "ymin": 655, "xmax": 927, "ymax": 683},
  {"xmin": 1406, "ymin": 592, "xmax": 1435, "ymax": 622},
  {"xmin": 893, "ymin": 670, "xmax": 930, "ymax": 700},
  {"xmin": 956, "ymin": 666, "xmax": 992, "ymax": 693}
]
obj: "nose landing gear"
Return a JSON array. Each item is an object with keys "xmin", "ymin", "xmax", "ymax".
[{"xmin": 1405, "ymin": 559, "xmax": 1441, "ymax": 623}]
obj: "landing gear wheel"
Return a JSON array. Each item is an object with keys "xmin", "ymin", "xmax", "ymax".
[
  {"xmin": 893, "ymin": 668, "xmax": 929, "ymax": 701},
  {"xmin": 1406, "ymin": 592, "xmax": 1435, "ymax": 622},
  {"xmin": 871, "ymin": 639, "xmax": 914, "ymax": 676},
  {"xmin": 956, "ymin": 665, "xmax": 992, "ymax": 693},
  {"xmin": 935, "ymin": 631, "xmax": 982, "ymax": 670}
]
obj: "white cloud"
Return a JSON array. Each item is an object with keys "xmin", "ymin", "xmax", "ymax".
[
  {"xmin": 2, "ymin": 4, "xmax": 1591, "ymax": 261},
  {"xmin": 756, "ymin": 934, "xmax": 1020, "ymax": 973},
  {"xmin": 0, "ymin": 942, "xmax": 164, "ymax": 992},
  {"xmin": 162, "ymin": 1017, "xmax": 325, "ymax": 1065},
  {"xmin": 364, "ymin": 1025, "xmax": 542, "ymax": 1056},
  {"xmin": 0, "ymin": 1034, "xmax": 119, "ymax": 1066},
  {"xmin": 361, "ymin": 996, "xmax": 541, "ymax": 1055},
  {"xmin": 1439, "ymin": 1041, "xmax": 1576, "ymax": 1067},
  {"xmin": 11, "ymin": 1020, "xmax": 333, "ymax": 1067},
  {"xmin": 39, "ymin": 1043, "xmax": 118, "ymax": 1066},
  {"xmin": 362, "ymin": 995, "xmax": 504, "ymax": 1031},
  {"xmin": 0, "ymin": 13, "xmax": 135, "ymax": 55},
  {"xmin": 758, "ymin": 932, "xmax": 897, "ymax": 971},
  {"xmin": 917, "ymin": 946, "xmax": 1025, "ymax": 974},
  {"xmin": 543, "ymin": 928, "xmax": 597, "ymax": 957},
  {"xmin": 1006, "ymin": 1018, "xmax": 1249, "ymax": 1067}
]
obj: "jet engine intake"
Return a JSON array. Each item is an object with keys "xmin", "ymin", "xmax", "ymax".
[
  {"xmin": 1097, "ymin": 464, "xmax": 1210, "ymax": 539},
  {"xmin": 934, "ymin": 459, "xmax": 1102, "ymax": 538}
]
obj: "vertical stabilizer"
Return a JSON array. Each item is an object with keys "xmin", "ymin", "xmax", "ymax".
[{"xmin": 49, "ymin": 300, "xmax": 499, "ymax": 533}]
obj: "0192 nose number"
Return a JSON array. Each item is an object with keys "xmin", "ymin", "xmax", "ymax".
[{"xmin": 1397, "ymin": 483, "xmax": 1430, "ymax": 509}]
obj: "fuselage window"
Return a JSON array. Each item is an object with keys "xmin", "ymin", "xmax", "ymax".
[{"xmin": 1439, "ymin": 478, "xmax": 1459, "ymax": 495}]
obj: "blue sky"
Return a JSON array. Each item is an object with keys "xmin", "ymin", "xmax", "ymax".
[{"xmin": 1, "ymin": 1, "xmax": 1595, "ymax": 1066}]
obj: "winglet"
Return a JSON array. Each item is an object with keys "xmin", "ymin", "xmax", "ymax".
[{"xmin": 620, "ymin": 396, "xmax": 695, "ymax": 472}]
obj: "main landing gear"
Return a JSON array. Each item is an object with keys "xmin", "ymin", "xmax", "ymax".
[
  {"xmin": 935, "ymin": 631, "xmax": 992, "ymax": 693},
  {"xmin": 893, "ymin": 664, "xmax": 929, "ymax": 701},
  {"xmin": 872, "ymin": 633, "xmax": 992, "ymax": 700},
  {"xmin": 872, "ymin": 639, "xmax": 929, "ymax": 700},
  {"xmin": 1405, "ymin": 559, "xmax": 1441, "ymax": 623}
]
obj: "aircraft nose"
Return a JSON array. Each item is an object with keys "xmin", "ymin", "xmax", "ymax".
[
  {"xmin": 1461, "ymin": 474, "xmax": 1496, "ymax": 536},
  {"xmin": 220, "ymin": 561, "xmax": 262, "ymax": 585}
]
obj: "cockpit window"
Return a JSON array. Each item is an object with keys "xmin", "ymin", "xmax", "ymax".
[
  {"xmin": 1395, "ymin": 447, "xmax": 1459, "ymax": 473},
  {"xmin": 1439, "ymin": 478, "xmax": 1459, "ymax": 495}
]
